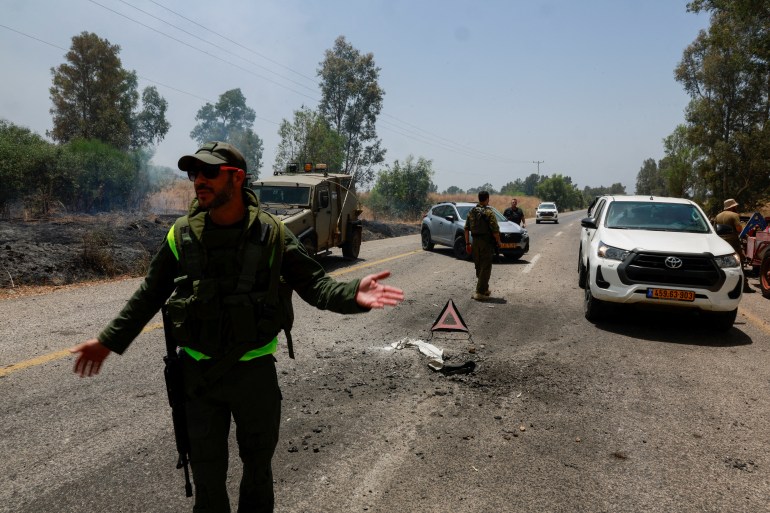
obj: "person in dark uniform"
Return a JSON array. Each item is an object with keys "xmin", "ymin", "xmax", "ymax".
[
  {"xmin": 503, "ymin": 197, "xmax": 526, "ymax": 227},
  {"xmin": 715, "ymin": 198, "xmax": 752, "ymax": 293},
  {"xmin": 69, "ymin": 141, "xmax": 405, "ymax": 513},
  {"xmin": 464, "ymin": 190, "xmax": 502, "ymax": 300}
]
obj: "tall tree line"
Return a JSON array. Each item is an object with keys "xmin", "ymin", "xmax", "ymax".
[
  {"xmin": 1, "ymin": 32, "xmax": 172, "ymax": 217},
  {"xmin": 637, "ymin": 1, "xmax": 770, "ymax": 213}
]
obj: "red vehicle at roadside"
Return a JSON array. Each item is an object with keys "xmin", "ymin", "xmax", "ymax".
[{"xmin": 743, "ymin": 213, "xmax": 770, "ymax": 297}]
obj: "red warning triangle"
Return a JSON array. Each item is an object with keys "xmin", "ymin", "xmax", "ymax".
[{"xmin": 431, "ymin": 299, "xmax": 469, "ymax": 333}]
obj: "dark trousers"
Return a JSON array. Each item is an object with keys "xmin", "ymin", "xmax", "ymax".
[
  {"xmin": 472, "ymin": 237, "xmax": 494, "ymax": 293},
  {"xmin": 183, "ymin": 355, "xmax": 282, "ymax": 513}
]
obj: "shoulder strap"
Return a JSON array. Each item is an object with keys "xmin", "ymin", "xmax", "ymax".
[{"xmin": 174, "ymin": 215, "xmax": 204, "ymax": 280}]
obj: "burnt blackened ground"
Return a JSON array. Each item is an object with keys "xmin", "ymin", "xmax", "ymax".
[{"xmin": 0, "ymin": 215, "xmax": 418, "ymax": 288}]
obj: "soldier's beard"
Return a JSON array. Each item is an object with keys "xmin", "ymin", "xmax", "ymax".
[{"xmin": 196, "ymin": 176, "xmax": 236, "ymax": 210}]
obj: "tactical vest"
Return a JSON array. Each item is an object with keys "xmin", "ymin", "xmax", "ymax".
[
  {"xmin": 470, "ymin": 207, "xmax": 491, "ymax": 235},
  {"xmin": 164, "ymin": 208, "xmax": 294, "ymax": 360}
]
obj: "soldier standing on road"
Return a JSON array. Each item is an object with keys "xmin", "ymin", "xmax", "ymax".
[
  {"xmin": 464, "ymin": 190, "xmax": 502, "ymax": 301},
  {"xmin": 69, "ymin": 141, "xmax": 405, "ymax": 513},
  {"xmin": 715, "ymin": 198, "xmax": 753, "ymax": 293},
  {"xmin": 503, "ymin": 197, "xmax": 526, "ymax": 227}
]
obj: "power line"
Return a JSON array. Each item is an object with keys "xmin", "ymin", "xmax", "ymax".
[
  {"xmin": 87, "ymin": 0, "xmax": 319, "ymax": 103},
  {"xmin": 4, "ymin": 9, "xmax": 537, "ymax": 167},
  {"xmin": 95, "ymin": 1, "xmax": 537, "ymax": 165},
  {"xmin": 116, "ymin": 0, "xmax": 318, "ymax": 95}
]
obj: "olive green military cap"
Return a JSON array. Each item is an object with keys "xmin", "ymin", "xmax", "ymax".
[{"xmin": 178, "ymin": 141, "xmax": 247, "ymax": 172}]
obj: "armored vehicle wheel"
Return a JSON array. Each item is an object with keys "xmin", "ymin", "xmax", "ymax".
[{"xmin": 342, "ymin": 225, "xmax": 362, "ymax": 259}]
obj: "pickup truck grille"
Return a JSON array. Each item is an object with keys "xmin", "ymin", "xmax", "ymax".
[{"xmin": 619, "ymin": 252, "xmax": 724, "ymax": 290}]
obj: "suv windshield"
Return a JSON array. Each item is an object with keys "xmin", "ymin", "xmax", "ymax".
[
  {"xmin": 605, "ymin": 201, "xmax": 710, "ymax": 233},
  {"xmin": 456, "ymin": 206, "xmax": 473, "ymax": 220},
  {"xmin": 539, "ymin": 203, "xmax": 556, "ymax": 210},
  {"xmin": 253, "ymin": 185, "xmax": 311, "ymax": 206},
  {"xmin": 453, "ymin": 205, "xmax": 507, "ymax": 222}
]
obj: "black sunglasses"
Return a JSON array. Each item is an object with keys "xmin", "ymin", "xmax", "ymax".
[{"xmin": 187, "ymin": 165, "xmax": 241, "ymax": 181}]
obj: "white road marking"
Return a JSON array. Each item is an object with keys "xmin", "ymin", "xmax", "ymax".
[
  {"xmin": 523, "ymin": 253, "xmax": 541, "ymax": 273},
  {"xmin": 556, "ymin": 231, "xmax": 563, "ymax": 237}
]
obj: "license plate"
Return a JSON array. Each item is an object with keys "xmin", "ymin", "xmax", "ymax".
[
  {"xmin": 499, "ymin": 242, "xmax": 518, "ymax": 249},
  {"xmin": 646, "ymin": 288, "xmax": 695, "ymax": 301}
]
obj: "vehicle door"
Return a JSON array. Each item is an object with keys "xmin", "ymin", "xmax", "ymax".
[
  {"xmin": 432, "ymin": 205, "xmax": 454, "ymax": 244},
  {"xmin": 581, "ymin": 198, "xmax": 607, "ymax": 265},
  {"xmin": 315, "ymin": 184, "xmax": 337, "ymax": 251}
]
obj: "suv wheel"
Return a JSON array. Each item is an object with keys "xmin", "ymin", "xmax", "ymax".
[
  {"xmin": 583, "ymin": 268, "xmax": 607, "ymax": 321},
  {"xmin": 453, "ymin": 235, "xmax": 470, "ymax": 260},
  {"xmin": 421, "ymin": 228, "xmax": 435, "ymax": 251}
]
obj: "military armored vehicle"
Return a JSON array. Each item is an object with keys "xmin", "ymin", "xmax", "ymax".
[{"xmin": 251, "ymin": 162, "xmax": 363, "ymax": 259}]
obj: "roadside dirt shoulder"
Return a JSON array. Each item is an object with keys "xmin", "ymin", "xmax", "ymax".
[{"xmin": 0, "ymin": 214, "xmax": 418, "ymax": 297}]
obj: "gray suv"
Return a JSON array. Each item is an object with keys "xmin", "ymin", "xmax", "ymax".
[{"xmin": 421, "ymin": 202, "xmax": 530, "ymax": 260}]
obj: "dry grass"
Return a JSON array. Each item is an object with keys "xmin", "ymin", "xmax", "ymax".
[{"xmin": 147, "ymin": 179, "xmax": 194, "ymax": 213}]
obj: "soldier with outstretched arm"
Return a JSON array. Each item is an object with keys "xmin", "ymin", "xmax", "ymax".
[{"xmin": 70, "ymin": 141, "xmax": 404, "ymax": 513}]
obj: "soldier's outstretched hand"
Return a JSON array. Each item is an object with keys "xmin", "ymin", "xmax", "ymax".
[
  {"xmin": 356, "ymin": 271, "xmax": 404, "ymax": 309},
  {"xmin": 69, "ymin": 338, "xmax": 112, "ymax": 377}
]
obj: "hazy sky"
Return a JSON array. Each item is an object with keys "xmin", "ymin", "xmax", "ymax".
[{"xmin": 1, "ymin": 0, "xmax": 709, "ymax": 193}]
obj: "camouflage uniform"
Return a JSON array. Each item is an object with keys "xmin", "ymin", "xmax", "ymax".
[
  {"xmin": 464, "ymin": 204, "xmax": 500, "ymax": 295},
  {"xmin": 98, "ymin": 188, "xmax": 367, "ymax": 513}
]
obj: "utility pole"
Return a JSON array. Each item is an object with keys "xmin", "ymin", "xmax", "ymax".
[{"xmin": 532, "ymin": 160, "xmax": 544, "ymax": 176}]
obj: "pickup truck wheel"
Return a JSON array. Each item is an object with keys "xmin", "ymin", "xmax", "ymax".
[
  {"xmin": 760, "ymin": 255, "xmax": 770, "ymax": 298},
  {"xmin": 709, "ymin": 308, "xmax": 737, "ymax": 331},
  {"xmin": 578, "ymin": 254, "xmax": 587, "ymax": 289},
  {"xmin": 341, "ymin": 226, "xmax": 362, "ymax": 259},
  {"xmin": 583, "ymin": 268, "xmax": 607, "ymax": 321},
  {"xmin": 453, "ymin": 235, "xmax": 470, "ymax": 260},
  {"xmin": 421, "ymin": 228, "xmax": 435, "ymax": 250}
]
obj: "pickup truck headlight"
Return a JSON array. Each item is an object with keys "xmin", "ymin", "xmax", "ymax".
[
  {"xmin": 597, "ymin": 241, "xmax": 629, "ymax": 261},
  {"xmin": 714, "ymin": 253, "xmax": 741, "ymax": 268}
]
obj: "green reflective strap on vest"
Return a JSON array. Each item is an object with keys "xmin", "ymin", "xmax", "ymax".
[
  {"xmin": 167, "ymin": 226, "xmax": 179, "ymax": 260},
  {"xmin": 182, "ymin": 336, "xmax": 278, "ymax": 361}
]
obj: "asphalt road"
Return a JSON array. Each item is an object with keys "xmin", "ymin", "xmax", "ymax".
[{"xmin": 2, "ymin": 211, "xmax": 770, "ymax": 513}]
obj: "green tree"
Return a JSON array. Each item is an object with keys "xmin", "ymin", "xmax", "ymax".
[
  {"xmin": 676, "ymin": 0, "xmax": 770, "ymax": 211},
  {"xmin": 659, "ymin": 124, "xmax": 700, "ymax": 198},
  {"xmin": 64, "ymin": 139, "xmax": 137, "ymax": 212},
  {"xmin": 49, "ymin": 32, "xmax": 169, "ymax": 151},
  {"xmin": 500, "ymin": 179, "xmax": 526, "ymax": 196},
  {"xmin": 273, "ymin": 106, "xmax": 345, "ymax": 173},
  {"xmin": 536, "ymin": 174, "xmax": 581, "ymax": 210},
  {"xmin": 443, "ymin": 185, "xmax": 465, "ymax": 195},
  {"xmin": 368, "ymin": 155, "xmax": 434, "ymax": 219},
  {"xmin": 581, "ymin": 183, "xmax": 627, "ymax": 207},
  {"xmin": 131, "ymin": 86, "xmax": 170, "ymax": 150},
  {"xmin": 317, "ymin": 36, "xmax": 385, "ymax": 187},
  {"xmin": 0, "ymin": 120, "xmax": 57, "ymax": 216},
  {"xmin": 190, "ymin": 88, "xmax": 264, "ymax": 178},
  {"xmin": 467, "ymin": 183, "xmax": 499, "ymax": 195},
  {"xmin": 522, "ymin": 173, "xmax": 545, "ymax": 196},
  {"xmin": 635, "ymin": 158, "xmax": 668, "ymax": 196}
]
